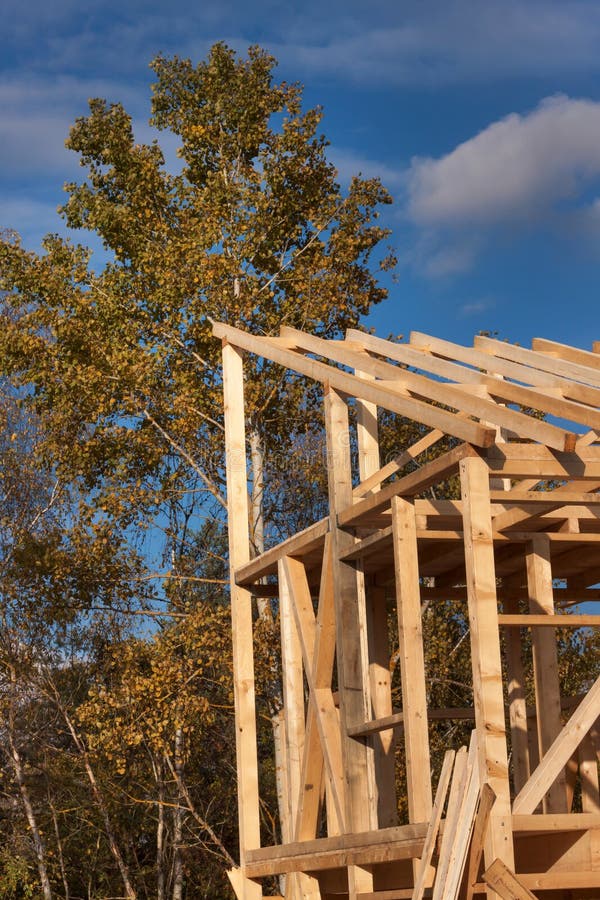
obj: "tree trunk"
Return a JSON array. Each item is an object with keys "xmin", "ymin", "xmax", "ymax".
[
  {"xmin": 48, "ymin": 788, "xmax": 70, "ymax": 900},
  {"xmin": 155, "ymin": 757, "xmax": 167, "ymax": 900},
  {"xmin": 8, "ymin": 728, "xmax": 53, "ymax": 900},
  {"xmin": 51, "ymin": 691, "xmax": 137, "ymax": 900},
  {"xmin": 249, "ymin": 427, "xmax": 273, "ymax": 622},
  {"xmin": 171, "ymin": 728, "xmax": 185, "ymax": 900}
]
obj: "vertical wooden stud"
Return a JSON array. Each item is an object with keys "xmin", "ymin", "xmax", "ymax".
[
  {"xmin": 391, "ymin": 496, "xmax": 432, "ymax": 825},
  {"xmin": 460, "ymin": 455, "xmax": 514, "ymax": 873},
  {"xmin": 503, "ymin": 595, "xmax": 530, "ymax": 794},
  {"xmin": 526, "ymin": 534, "xmax": 568, "ymax": 814},
  {"xmin": 324, "ymin": 387, "xmax": 375, "ymax": 897},
  {"xmin": 222, "ymin": 341, "xmax": 262, "ymax": 899}
]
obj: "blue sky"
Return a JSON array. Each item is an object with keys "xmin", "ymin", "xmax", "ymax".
[{"xmin": 2, "ymin": 0, "xmax": 600, "ymax": 349}]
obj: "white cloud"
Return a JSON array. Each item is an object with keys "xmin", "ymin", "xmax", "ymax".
[
  {"xmin": 268, "ymin": 0, "xmax": 600, "ymax": 86},
  {"xmin": 402, "ymin": 95, "xmax": 600, "ymax": 276},
  {"xmin": 408, "ymin": 96, "xmax": 600, "ymax": 226}
]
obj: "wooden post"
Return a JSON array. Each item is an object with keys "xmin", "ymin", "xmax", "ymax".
[
  {"xmin": 222, "ymin": 341, "xmax": 262, "ymax": 900},
  {"xmin": 278, "ymin": 559, "xmax": 306, "ymax": 833},
  {"xmin": 355, "ymin": 383, "xmax": 397, "ymax": 827},
  {"xmin": 324, "ymin": 387, "xmax": 376, "ymax": 897},
  {"xmin": 391, "ymin": 496, "xmax": 432, "ymax": 825},
  {"xmin": 526, "ymin": 535, "xmax": 568, "ymax": 813},
  {"xmin": 460, "ymin": 455, "xmax": 514, "ymax": 874},
  {"xmin": 503, "ymin": 595, "xmax": 530, "ymax": 794}
]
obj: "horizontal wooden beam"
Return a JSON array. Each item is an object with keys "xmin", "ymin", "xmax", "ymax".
[
  {"xmin": 244, "ymin": 823, "xmax": 427, "ymax": 877},
  {"xmin": 498, "ymin": 614, "xmax": 598, "ymax": 627},
  {"xmin": 475, "ymin": 334, "xmax": 600, "ymax": 389},
  {"xmin": 338, "ymin": 443, "xmax": 475, "ymax": 528},
  {"xmin": 411, "ymin": 331, "xmax": 600, "ymax": 401},
  {"xmin": 513, "ymin": 675, "xmax": 600, "ymax": 814},
  {"xmin": 213, "ymin": 323, "xmax": 497, "ymax": 447},
  {"xmin": 512, "ymin": 812, "xmax": 600, "ymax": 832},
  {"xmin": 347, "ymin": 707, "xmax": 476, "ymax": 738},
  {"xmin": 280, "ymin": 326, "xmax": 577, "ymax": 451},
  {"xmin": 483, "ymin": 444, "xmax": 600, "ymax": 480},
  {"xmin": 348, "ymin": 329, "xmax": 600, "ymax": 434},
  {"xmin": 532, "ymin": 337, "xmax": 600, "ymax": 370},
  {"xmin": 235, "ymin": 519, "xmax": 328, "ymax": 584}
]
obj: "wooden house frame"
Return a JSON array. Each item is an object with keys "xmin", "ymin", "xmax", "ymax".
[{"xmin": 214, "ymin": 322, "xmax": 600, "ymax": 900}]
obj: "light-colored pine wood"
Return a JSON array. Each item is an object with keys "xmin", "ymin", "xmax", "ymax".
[
  {"xmin": 324, "ymin": 387, "xmax": 376, "ymax": 899},
  {"xmin": 438, "ymin": 732, "xmax": 481, "ymax": 900},
  {"xmin": 465, "ymin": 783, "xmax": 497, "ymax": 900},
  {"xmin": 354, "ymin": 429, "xmax": 445, "ymax": 498},
  {"xmin": 366, "ymin": 584, "xmax": 398, "ymax": 828},
  {"xmin": 526, "ymin": 535, "xmax": 567, "ymax": 813},
  {"xmin": 579, "ymin": 731, "xmax": 600, "ymax": 813},
  {"xmin": 475, "ymin": 334, "xmax": 600, "ymax": 389},
  {"xmin": 482, "ymin": 859, "xmax": 538, "ymax": 900},
  {"xmin": 504, "ymin": 597, "xmax": 530, "ymax": 795},
  {"xmin": 532, "ymin": 336, "xmax": 600, "ymax": 369},
  {"xmin": 214, "ymin": 323, "xmax": 496, "ymax": 447},
  {"xmin": 289, "ymin": 539, "xmax": 346, "ymax": 839},
  {"xmin": 392, "ymin": 496, "xmax": 432, "ymax": 825},
  {"xmin": 244, "ymin": 824, "xmax": 427, "ymax": 877},
  {"xmin": 411, "ymin": 749, "xmax": 455, "ymax": 900},
  {"xmin": 222, "ymin": 341, "xmax": 262, "ymax": 899},
  {"xmin": 340, "ymin": 443, "xmax": 476, "ymax": 528},
  {"xmin": 278, "ymin": 559, "xmax": 307, "ymax": 835},
  {"xmin": 410, "ymin": 331, "xmax": 600, "ymax": 409},
  {"xmin": 347, "ymin": 329, "xmax": 600, "ymax": 433},
  {"xmin": 279, "ymin": 326, "xmax": 576, "ymax": 452},
  {"xmin": 432, "ymin": 746, "xmax": 469, "ymax": 899},
  {"xmin": 513, "ymin": 675, "xmax": 600, "ymax": 814},
  {"xmin": 460, "ymin": 456, "xmax": 514, "ymax": 871}
]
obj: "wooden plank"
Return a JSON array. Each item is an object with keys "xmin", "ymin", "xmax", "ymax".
[
  {"xmin": 503, "ymin": 598, "xmax": 530, "ymax": 795},
  {"xmin": 465, "ymin": 783, "xmax": 497, "ymax": 900},
  {"xmin": 411, "ymin": 331, "xmax": 600, "ymax": 407},
  {"xmin": 367, "ymin": 584, "xmax": 398, "ymax": 828},
  {"xmin": 475, "ymin": 334, "xmax": 600, "ymax": 389},
  {"xmin": 235, "ymin": 518, "xmax": 329, "ymax": 585},
  {"xmin": 411, "ymin": 749, "xmax": 455, "ymax": 900},
  {"xmin": 532, "ymin": 337, "xmax": 600, "ymax": 370},
  {"xmin": 273, "ymin": 711, "xmax": 292, "ymax": 844},
  {"xmin": 478, "ymin": 871, "xmax": 600, "ymax": 890},
  {"xmin": 460, "ymin": 455, "xmax": 514, "ymax": 870},
  {"xmin": 244, "ymin": 824, "xmax": 427, "ymax": 877},
  {"xmin": 280, "ymin": 327, "xmax": 576, "ymax": 452},
  {"xmin": 512, "ymin": 812, "xmax": 600, "ymax": 832},
  {"xmin": 290, "ymin": 538, "xmax": 346, "ymax": 840},
  {"xmin": 579, "ymin": 731, "xmax": 600, "ymax": 813},
  {"xmin": 498, "ymin": 614, "xmax": 599, "ymax": 627},
  {"xmin": 526, "ymin": 535, "xmax": 567, "ymax": 814},
  {"xmin": 339, "ymin": 443, "xmax": 475, "ymax": 529},
  {"xmin": 483, "ymin": 444, "xmax": 600, "ymax": 481},
  {"xmin": 513, "ymin": 675, "xmax": 600, "ymax": 814},
  {"xmin": 354, "ymin": 430, "xmax": 445, "ymax": 499},
  {"xmin": 392, "ymin": 496, "xmax": 432, "ymax": 825},
  {"xmin": 278, "ymin": 559, "xmax": 307, "ymax": 837},
  {"xmin": 431, "ymin": 745, "xmax": 469, "ymax": 899},
  {"xmin": 438, "ymin": 732, "xmax": 481, "ymax": 900},
  {"xmin": 324, "ymin": 388, "xmax": 376, "ymax": 837},
  {"xmin": 222, "ymin": 341, "xmax": 262, "ymax": 899},
  {"xmin": 347, "ymin": 329, "xmax": 600, "ymax": 433},
  {"xmin": 212, "ymin": 323, "xmax": 497, "ymax": 447},
  {"xmin": 482, "ymin": 859, "xmax": 538, "ymax": 900},
  {"xmin": 347, "ymin": 708, "xmax": 476, "ymax": 739}
]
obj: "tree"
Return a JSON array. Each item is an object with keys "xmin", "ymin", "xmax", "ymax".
[
  {"xmin": 0, "ymin": 43, "xmax": 395, "ymax": 897},
  {"xmin": 0, "ymin": 43, "xmax": 394, "ymax": 570}
]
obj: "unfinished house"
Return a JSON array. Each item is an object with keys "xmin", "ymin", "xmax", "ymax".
[{"xmin": 214, "ymin": 322, "xmax": 600, "ymax": 900}]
